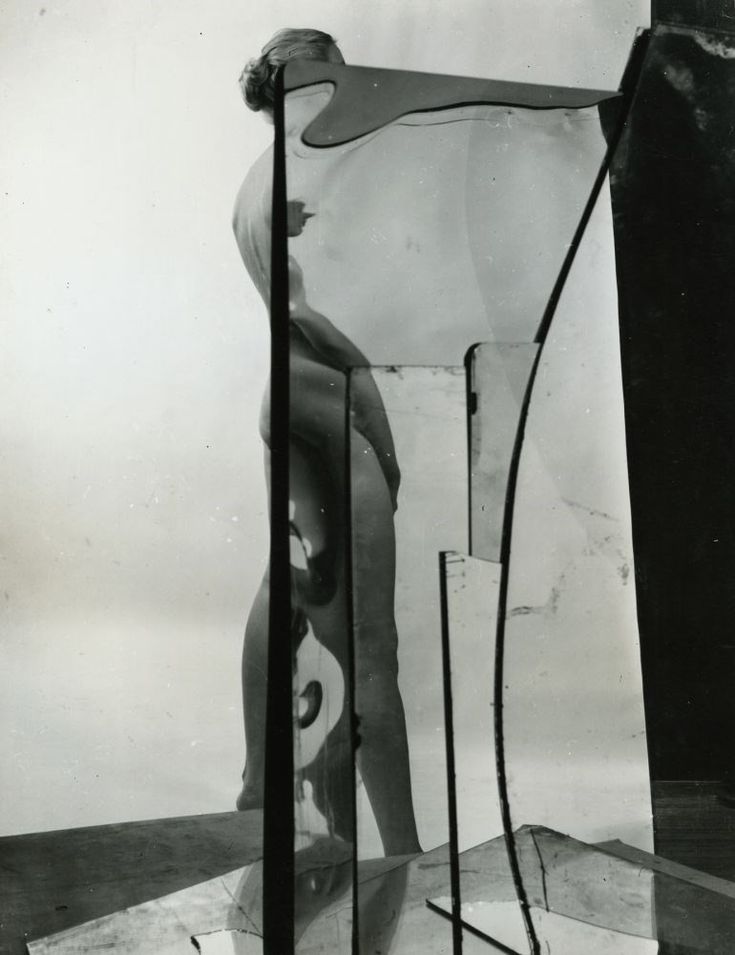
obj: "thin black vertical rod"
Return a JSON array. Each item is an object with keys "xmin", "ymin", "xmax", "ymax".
[
  {"xmin": 465, "ymin": 346, "xmax": 478, "ymax": 556},
  {"xmin": 345, "ymin": 371, "xmax": 360, "ymax": 954},
  {"xmin": 262, "ymin": 66, "xmax": 294, "ymax": 955},
  {"xmin": 491, "ymin": 33, "xmax": 650, "ymax": 955},
  {"xmin": 439, "ymin": 551, "xmax": 464, "ymax": 955}
]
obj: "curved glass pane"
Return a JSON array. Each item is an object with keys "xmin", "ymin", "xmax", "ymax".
[
  {"xmin": 500, "ymin": 177, "xmax": 652, "ymax": 847},
  {"xmin": 281, "ymin": 59, "xmax": 648, "ymax": 953},
  {"xmin": 284, "ymin": 64, "xmax": 615, "ymax": 361}
]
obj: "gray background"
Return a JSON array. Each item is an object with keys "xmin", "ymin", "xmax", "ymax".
[{"xmin": 2, "ymin": 0, "xmax": 648, "ymax": 835}]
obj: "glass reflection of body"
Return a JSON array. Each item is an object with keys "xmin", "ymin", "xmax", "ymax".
[{"xmin": 233, "ymin": 28, "xmax": 421, "ymax": 858}]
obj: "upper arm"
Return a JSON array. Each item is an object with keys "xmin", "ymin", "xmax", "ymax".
[{"xmin": 232, "ymin": 148, "xmax": 273, "ymax": 305}]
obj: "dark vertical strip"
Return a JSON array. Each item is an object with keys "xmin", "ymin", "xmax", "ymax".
[
  {"xmin": 653, "ymin": 0, "xmax": 735, "ymax": 32},
  {"xmin": 263, "ymin": 67, "xmax": 294, "ymax": 955},
  {"xmin": 610, "ymin": 23, "xmax": 735, "ymax": 784},
  {"xmin": 492, "ymin": 35, "xmax": 650, "ymax": 955},
  {"xmin": 465, "ymin": 346, "xmax": 479, "ymax": 556},
  {"xmin": 439, "ymin": 551, "xmax": 463, "ymax": 955},
  {"xmin": 345, "ymin": 369, "xmax": 360, "ymax": 954},
  {"xmin": 605, "ymin": 32, "xmax": 665, "ymax": 791}
]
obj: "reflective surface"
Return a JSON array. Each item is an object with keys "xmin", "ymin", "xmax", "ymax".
[
  {"xmin": 431, "ymin": 826, "xmax": 735, "ymax": 954},
  {"xmin": 610, "ymin": 22, "xmax": 735, "ymax": 782},
  {"xmin": 284, "ymin": 72, "xmax": 614, "ymax": 362},
  {"xmin": 300, "ymin": 846, "xmax": 454, "ymax": 955},
  {"xmin": 287, "ymin": 322, "xmax": 355, "ymax": 950},
  {"xmin": 282, "ymin": 60, "xmax": 651, "ymax": 951},
  {"xmin": 348, "ymin": 366, "xmax": 467, "ymax": 861},
  {"xmin": 469, "ymin": 346, "xmax": 538, "ymax": 561},
  {"xmin": 500, "ymin": 179, "xmax": 652, "ymax": 854},
  {"xmin": 442, "ymin": 553, "xmax": 502, "ymax": 854},
  {"xmin": 29, "ymin": 827, "xmax": 735, "ymax": 954}
]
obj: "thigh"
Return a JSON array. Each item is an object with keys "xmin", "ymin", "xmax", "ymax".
[
  {"xmin": 289, "ymin": 437, "xmax": 341, "ymax": 560},
  {"xmin": 289, "ymin": 427, "xmax": 397, "ymax": 639},
  {"xmin": 286, "ymin": 416, "xmax": 398, "ymax": 675},
  {"xmin": 289, "ymin": 354, "xmax": 347, "ymax": 458},
  {"xmin": 349, "ymin": 429, "xmax": 397, "ymax": 618},
  {"xmin": 289, "ymin": 435, "xmax": 349, "ymax": 668}
]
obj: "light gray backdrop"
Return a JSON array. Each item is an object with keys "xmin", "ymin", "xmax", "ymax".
[{"xmin": 1, "ymin": 0, "xmax": 648, "ymax": 835}]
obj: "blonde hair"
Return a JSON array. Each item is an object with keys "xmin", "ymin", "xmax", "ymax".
[{"xmin": 239, "ymin": 28, "xmax": 337, "ymax": 113}]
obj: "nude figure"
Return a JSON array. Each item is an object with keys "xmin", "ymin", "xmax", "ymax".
[{"xmin": 233, "ymin": 28, "xmax": 421, "ymax": 857}]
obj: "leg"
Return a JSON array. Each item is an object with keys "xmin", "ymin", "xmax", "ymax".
[
  {"xmin": 237, "ymin": 448, "xmax": 272, "ymax": 811},
  {"xmin": 236, "ymin": 423, "xmax": 354, "ymax": 834},
  {"xmin": 289, "ymin": 362, "xmax": 420, "ymax": 854},
  {"xmin": 237, "ymin": 568, "xmax": 269, "ymax": 810},
  {"xmin": 245, "ymin": 356, "xmax": 421, "ymax": 853},
  {"xmin": 350, "ymin": 430, "xmax": 422, "ymax": 856},
  {"xmin": 290, "ymin": 438, "xmax": 354, "ymax": 843}
]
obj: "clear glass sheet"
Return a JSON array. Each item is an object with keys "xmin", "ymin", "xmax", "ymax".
[
  {"xmin": 34, "ymin": 833, "xmax": 735, "ymax": 955},
  {"xmin": 500, "ymin": 180, "xmax": 653, "ymax": 944},
  {"xmin": 299, "ymin": 845, "xmax": 454, "ymax": 955},
  {"xmin": 431, "ymin": 826, "xmax": 735, "ymax": 954},
  {"xmin": 469, "ymin": 345, "xmax": 538, "ymax": 561},
  {"xmin": 347, "ymin": 365, "xmax": 467, "ymax": 867},
  {"xmin": 443, "ymin": 553, "xmax": 502, "ymax": 854},
  {"xmin": 432, "ymin": 554, "xmax": 530, "ymax": 954},
  {"xmin": 284, "ymin": 72, "xmax": 612, "ymax": 366},
  {"xmin": 429, "ymin": 840, "xmax": 531, "ymax": 953},
  {"xmin": 436, "ymin": 317, "xmax": 649, "ymax": 953},
  {"xmin": 23, "ymin": 866, "xmax": 254, "ymax": 954},
  {"xmin": 287, "ymin": 341, "xmax": 354, "ymax": 949},
  {"xmin": 283, "ymin": 63, "xmax": 626, "ymax": 952}
]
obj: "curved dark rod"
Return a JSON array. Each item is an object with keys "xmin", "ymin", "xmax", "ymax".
[
  {"xmin": 490, "ymin": 30, "xmax": 650, "ymax": 955},
  {"xmin": 491, "ymin": 357, "xmax": 542, "ymax": 955}
]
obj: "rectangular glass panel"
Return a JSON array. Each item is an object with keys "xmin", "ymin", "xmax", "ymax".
[
  {"xmin": 347, "ymin": 365, "xmax": 465, "ymax": 950},
  {"xmin": 432, "ymin": 553, "xmax": 531, "ymax": 953},
  {"xmin": 288, "ymin": 352, "xmax": 354, "ymax": 949},
  {"xmin": 443, "ymin": 553, "xmax": 501, "ymax": 854},
  {"xmin": 348, "ymin": 365, "xmax": 467, "ymax": 864},
  {"xmin": 469, "ymin": 345, "xmax": 538, "ymax": 562},
  {"xmin": 454, "ymin": 826, "xmax": 735, "ymax": 953},
  {"xmin": 283, "ymin": 61, "xmax": 630, "ymax": 952}
]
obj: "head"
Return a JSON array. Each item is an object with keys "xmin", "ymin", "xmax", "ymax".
[{"xmin": 239, "ymin": 28, "xmax": 344, "ymax": 115}]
